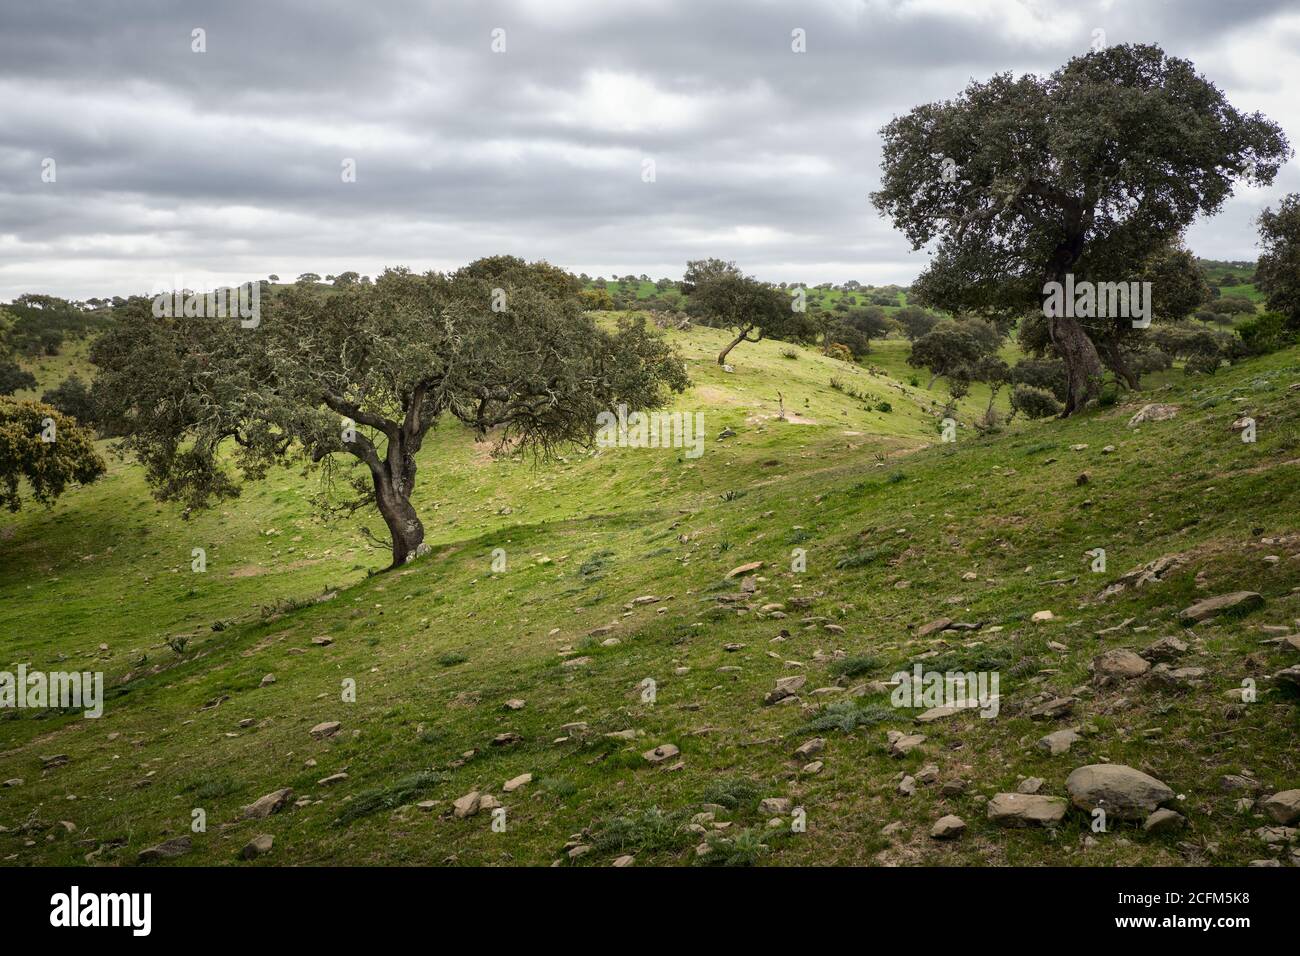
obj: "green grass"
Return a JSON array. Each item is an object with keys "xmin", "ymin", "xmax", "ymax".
[{"xmin": 3, "ymin": 320, "xmax": 1300, "ymax": 867}]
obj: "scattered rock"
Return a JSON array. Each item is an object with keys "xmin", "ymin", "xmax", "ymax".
[
  {"xmin": 1274, "ymin": 665, "xmax": 1300, "ymax": 690},
  {"xmin": 453, "ymin": 791, "xmax": 483, "ymax": 819},
  {"xmin": 1099, "ymin": 554, "xmax": 1189, "ymax": 604},
  {"xmin": 987, "ymin": 793, "xmax": 1067, "ymax": 827},
  {"xmin": 1139, "ymin": 636, "xmax": 1188, "ymax": 663},
  {"xmin": 930, "ymin": 815, "xmax": 966, "ymax": 839},
  {"xmin": 642, "ymin": 744, "xmax": 680, "ymax": 764},
  {"xmin": 1018, "ymin": 777, "xmax": 1044, "ymax": 795},
  {"xmin": 1146, "ymin": 664, "xmax": 1207, "ymax": 692},
  {"xmin": 1254, "ymin": 825, "xmax": 1296, "ymax": 845},
  {"xmin": 1142, "ymin": 809, "xmax": 1186, "ymax": 834},
  {"xmin": 915, "ymin": 706, "xmax": 960, "ymax": 724},
  {"xmin": 1260, "ymin": 790, "xmax": 1300, "ymax": 825},
  {"xmin": 889, "ymin": 732, "xmax": 926, "ymax": 756},
  {"xmin": 794, "ymin": 737, "xmax": 825, "ymax": 760},
  {"xmin": 310, "ymin": 721, "xmax": 341, "ymax": 740},
  {"xmin": 1066, "ymin": 764, "xmax": 1175, "ymax": 820},
  {"xmin": 1037, "ymin": 729, "xmax": 1081, "ymax": 756},
  {"xmin": 239, "ymin": 834, "xmax": 274, "ymax": 860},
  {"xmin": 242, "ymin": 788, "xmax": 294, "ymax": 820},
  {"xmin": 1219, "ymin": 774, "xmax": 1262, "ymax": 794},
  {"xmin": 725, "ymin": 561, "xmax": 763, "ymax": 579},
  {"xmin": 1179, "ymin": 592, "xmax": 1263, "ymax": 624},
  {"xmin": 763, "ymin": 675, "xmax": 806, "ymax": 705},
  {"xmin": 1093, "ymin": 648, "xmax": 1150, "ymax": 684},
  {"xmin": 758, "ymin": 797, "xmax": 792, "ymax": 815},
  {"xmin": 916, "ymin": 618, "xmax": 952, "ymax": 637},
  {"xmin": 1025, "ymin": 696, "xmax": 1076, "ymax": 720},
  {"xmin": 318, "ymin": 772, "xmax": 348, "ymax": 786},
  {"xmin": 138, "ymin": 836, "xmax": 191, "ymax": 863},
  {"xmin": 1128, "ymin": 403, "xmax": 1179, "ymax": 426},
  {"xmin": 504, "ymin": 773, "xmax": 533, "ymax": 793}
]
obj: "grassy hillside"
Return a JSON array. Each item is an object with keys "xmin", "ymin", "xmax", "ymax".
[
  {"xmin": 2, "ymin": 320, "xmax": 1298, "ymax": 867},
  {"xmin": 1199, "ymin": 259, "xmax": 1265, "ymax": 305}
]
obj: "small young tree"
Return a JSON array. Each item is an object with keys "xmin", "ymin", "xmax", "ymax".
[
  {"xmin": 844, "ymin": 306, "xmax": 891, "ymax": 340},
  {"xmin": 895, "ymin": 306, "xmax": 939, "ymax": 342},
  {"xmin": 1, "ymin": 308, "xmax": 26, "ymax": 396},
  {"xmin": 1010, "ymin": 356, "xmax": 1069, "ymax": 403},
  {"xmin": 973, "ymin": 354, "xmax": 1011, "ymax": 426},
  {"xmin": 92, "ymin": 258, "xmax": 688, "ymax": 568},
  {"xmin": 907, "ymin": 322, "xmax": 987, "ymax": 388},
  {"xmin": 0, "ymin": 359, "xmax": 36, "ymax": 397},
  {"xmin": 685, "ymin": 260, "xmax": 801, "ymax": 366},
  {"xmin": 0, "ymin": 400, "xmax": 106, "ymax": 512},
  {"xmin": 1009, "ymin": 384, "xmax": 1063, "ymax": 420},
  {"xmin": 40, "ymin": 374, "xmax": 96, "ymax": 426},
  {"xmin": 578, "ymin": 288, "xmax": 615, "ymax": 311}
]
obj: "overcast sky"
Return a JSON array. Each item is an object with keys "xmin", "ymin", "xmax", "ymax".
[{"xmin": 2, "ymin": 0, "xmax": 1298, "ymax": 300}]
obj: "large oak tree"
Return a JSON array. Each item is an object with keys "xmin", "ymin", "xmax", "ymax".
[
  {"xmin": 871, "ymin": 43, "xmax": 1289, "ymax": 414},
  {"xmin": 92, "ymin": 257, "xmax": 688, "ymax": 567}
]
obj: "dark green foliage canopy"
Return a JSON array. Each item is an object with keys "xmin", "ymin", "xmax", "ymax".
[
  {"xmin": 0, "ymin": 399, "xmax": 106, "ymax": 511},
  {"xmin": 91, "ymin": 257, "xmax": 688, "ymax": 565},
  {"xmin": 871, "ymin": 43, "xmax": 1289, "ymax": 412},
  {"xmin": 1256, "ymin": 193, "xmax": 1300, "ymax": 328}
]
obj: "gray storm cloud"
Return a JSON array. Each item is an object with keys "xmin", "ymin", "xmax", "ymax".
[{"xmin": 1, "ymin": 0, "xmax": 1297, "ymax": 298}]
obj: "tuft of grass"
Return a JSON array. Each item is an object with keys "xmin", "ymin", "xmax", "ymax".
[
  {"xmin": 798, "ymin": 700, "xmax": 894, "ymax": 734},
  {"xmin": 828, "ymin": 654, "xmax": 879, "ymax": 679},
  {"xmin": 333, "ymin": 771, "xmax": 447, "ymax": 827},
  {"xmin": 540, "ymin": 777, "xmax": 577, "ymax": 799},
  {"xmin": 591, "ymin": 806, "xmax": 691, "ymax": 855},
  {"xmin": 835, "ymin": 544, "xmax": 898, "ymax": 569},
  {"xmin": 697, "ymin": 828, "xmax": 769, "ymax": 867},
  {"xmin": 698, "ymin": 776, "xmax": 760, "ymax": 811}
]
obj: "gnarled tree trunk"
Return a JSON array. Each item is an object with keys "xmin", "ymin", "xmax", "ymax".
[
  {"xmin": 324, "ymin": 388, "xmax": 431, "ymax": 570},
  {"xmin": 717, "ymin": 325, "xmax": 758, "ymax": 365},
  {"xmin": 374, "ymin": 471, "xmax": 425, "ymax": 567},
  {"xmin": 1048, "ymin": 313, "xmax": 1104, "ymax": 415},
  {"xmin": 1098, "ymin": 340, "xmax": 1140, "ymax": 391},
  {"xmin": 1045, "ymin": 231, "xmax": 1102, "ymax": 415}
]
